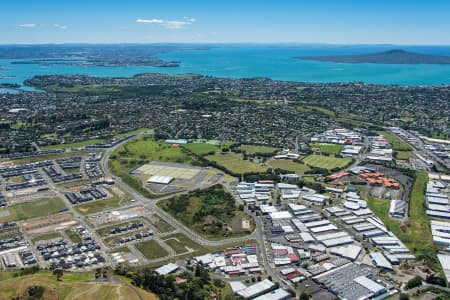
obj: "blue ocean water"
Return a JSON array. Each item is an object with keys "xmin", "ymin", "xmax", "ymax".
[{"xmin": 2, "ymin": 45, "xmax": 450, "ymax": 92}]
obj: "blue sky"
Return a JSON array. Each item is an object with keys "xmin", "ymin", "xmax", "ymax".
[{"xmin": 2, "ymin": 0, "xmax": 450, "ymax": 44}]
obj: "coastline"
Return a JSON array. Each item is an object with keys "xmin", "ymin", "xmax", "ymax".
[{"xmin": 3, "ymin": 45, "xmax": 450, "ymax": 89}]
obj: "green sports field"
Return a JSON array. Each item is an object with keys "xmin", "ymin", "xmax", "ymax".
[
  {"xmin": 267, "ymin": 159, "xmax": 310, "ymax": 174},
  {"xmin": 302, "ymin": 154, "xmax": 352, "ymax": 170},
  {"xmin": 205, "ymin": 152, "xmax": 267, "ymax": 174},
  {"xmin": 309, "ymin": 143, "xmax": 343, "ymax": 155},
  {"xmin": 239, "ymin": 144, "xmax": 278, "ymax": 155}
]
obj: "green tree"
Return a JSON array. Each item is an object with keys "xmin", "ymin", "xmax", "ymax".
[
  {"xmin": 53, "ymin": 269, "xmax": 64, "ymax": 281},
  {"xmin": 406, "ymin": 276, "xmax": 423, "ymax": 289},
  {"xmin": 95, "ymin": 268, "xmax": 102, "ymax": 279},
  {"xmin": 299, "ymin": 291, "xmax": 311, "ymax": 300},
  {"xmin": 399, "ymin": 293, "xmax": 410, "ymax": 300}
]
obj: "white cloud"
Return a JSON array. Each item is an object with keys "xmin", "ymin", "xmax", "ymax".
[
  {"xmin": 136, "ymin": 18, "xmax": 164, "ymax": 24},
  {"xmin": 18, "ymin": 23, "xmax": 36, "ymax": 28},
  {"xmin": 53, "ymin": 24, "xmax": 68, "ymax": 30},
  {"xmin": 136, "ymin": 17, "xmax": 196, "ymax": 29}
]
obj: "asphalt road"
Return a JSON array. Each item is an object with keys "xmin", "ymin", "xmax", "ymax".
[
  {"xmin": 255, "ymin": 215, "xmax": 298, "ymax": 296},
  {"xmin": 99, "ymin": 132, "xmax": 296, "ymax": 294},
  {"xmin": 99, "ymin": 132, "xmax": 256, "ymax": 248}
]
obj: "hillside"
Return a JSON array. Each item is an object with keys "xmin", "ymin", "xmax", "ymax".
[
  {"xmin": 0, "ymin": 271, "xmax": 158, "ymax": 300},
  {"xmin": 296, "ymin": 49, "xmax": 450, "ymax": 64}
]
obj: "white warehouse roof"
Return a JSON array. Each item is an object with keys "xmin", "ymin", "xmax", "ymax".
[
  {"xmin": 254, "ymin": 288, "xmax": 291, "ymax": 300},
  {"xmin": 437, "ymin": 254, "xmax": 450, "ymax": 284},
  {"xmin": 155, "ymin": 263, "xmax": 178, "ymax": 275},
  {"xmin": 237, "ymin": 279, "xmax": 275, "ymax": 299},
  {"xmin": 269, "ymin": 211, "xmax": 293, "ymax": 220},
  {"xmin": 353, "ymin": 276, "xmax": 386, "ymax": 295},
  {"xmin": 147, "ymin": 175, "xmax": 174, "ymax": 184},
  {"xmin": 330, "ymin": 244, "xmax": 362, "ymax": 260},
  {"xmin": 370, "ymin": 252, "xmax": 393, "ymax": 270}
]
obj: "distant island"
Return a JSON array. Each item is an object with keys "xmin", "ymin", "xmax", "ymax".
[
  {"xmin": 295, "ymin": 49, "xmax": 450, "ymax": 64},
  {"xmin": 0, "ymin": 83, "xmax": 20, "ymax": 88},
  {"xmin": 11, "ymin": 58, "xmax": 179, "ymax": 68},
  {"xmin": 0, "ymin": 45, "xmax": 193, "ymax": 68}
]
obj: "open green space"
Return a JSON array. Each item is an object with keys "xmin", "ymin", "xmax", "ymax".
[
  {"xmin": 32, "ymin": 232, "xmax": 63, "ymax": 243},
  {"xmin": 0, "ymin": 197, "xmax": 67, "ymax": 222},
  {"xmin": 295, "ymin": 105, "xmax": 336, "ymax": 118},
  {"xmin": 182, "ymin": 143, "xmax": 220, "ymax": 156},
  {"xmin": 111, "ymin": 135, "xmax": 193, "ymax": 165},
  {"xmin": 378, "ymin": 131, "xmax": 415, "ymax": 160},
  {"xmin": 303, "ymin": 176, "xmax": 317, "ymax": 184},
  {"xmin": 163, "ymin": 233, "xmax": 201, "ymax": 254},
  {"xmin": 310, "ymin": 143, "xmax": 343, "ymax": 155},
  {"xmin": 74, "ymin": 195, "xmax": 125, "ymax": 215},
  {"xmin": 229, "ymin": 98, "xmax": 276, "ymax": 105},
  {"xmin": 377, "ymin": 131, "xmax": 413, "ymax": 151},
  {"xmin": 431, "ymin": 132, "xmax": 450, "ymax": 140},
  {"xmin": 112, "ymin": 128, "xmax": 149, "ymax": 139},
  {"xmin": 158, "ymin": 185, "xmax": 252, "ymax": 240},
  {"xmin": 302, "ymin": 154, "xmax": 352, "ymax": 170},
  {"xmin": 267, "ymin": 159, "xmax": 311, "ymax": 174},
  {"xmin": 394, "ymin": 150, "xmax": 415, "ymax": 160},
  {"xmin": 134, "ymin": 239, "xmax": 168, "ymax": 260},
  {"xmin": 0, "ymin": 270, "xmax": 157, "ymax": 300},
  {"xmin": 239, "ymin": 144, "xmax": 278, "ymax": 155},
  {"xmin": 145, "ymin": 215, "xmax": 174, "ymax": 233},
  {"xmin": 405, "ymin": 171, "xmax": 438, "ymax": 270},
  {"xmin": 366, "ymin": 197, "xmax": 403, "ymax": 237},
  {"xmin": 367, "ymin": 171, "xmax": 438, "ymax": 270},
  {"xmin": 109, "ymin": 134, "xmax": 194, "ymax": 198},
  {"xmin": 65, "ymin": 230, "xmax": 82, "ymax": 243},
  {"xmin": 205, "ymin": 152, "xmax": 267, "ymax": 174},
  {"xmin": 295, "ymin": 104, "xmax": 375, "ymax": 128},
  {"xmin": 42, "ymin": 128, "xmax": 148, "ymax": 150}
]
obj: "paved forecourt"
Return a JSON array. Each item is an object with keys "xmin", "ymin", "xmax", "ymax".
[{"xmin": 135, "ymin": 161, "xmax": 201, "ymax": 180}]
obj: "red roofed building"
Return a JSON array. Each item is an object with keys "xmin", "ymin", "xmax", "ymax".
[
  {"xmin": 326, "ymin": 171, "xmax": 350, "ymax": 180},
  {"xmin": 272, "ymin": 249, "xmax": 288, "ymax": 257},
  {"xmin": 175, "ymin": 277, "xmax": 187, "ymax": 284},
  {"xmin": 288, "ymin": 253, "xmax": 299, "ymax": 262}
]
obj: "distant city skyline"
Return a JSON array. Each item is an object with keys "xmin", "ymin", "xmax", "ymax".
[{"xmin": 2, "ymin": 0, "xmax": 450, "ymax": 45}]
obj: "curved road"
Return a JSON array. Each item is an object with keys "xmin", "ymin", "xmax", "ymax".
[
  {"xmin": 98, "ymin": 133, "xmax": 298, "ymax": 296},
  {"xmin": 100, "ymin": 132, "xmax": 256, "ymax": 248}
]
